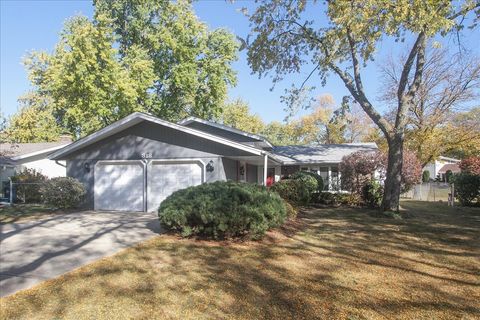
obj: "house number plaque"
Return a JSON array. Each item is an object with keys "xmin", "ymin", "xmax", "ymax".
[{"xmin": 141, "ymin": 152, "xmax": 153, "ymax": 159}]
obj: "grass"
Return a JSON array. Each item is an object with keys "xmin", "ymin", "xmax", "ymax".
[
  {"xmin": 0, "ymin": 203, "xmax": 62, "ymax": 224},
  {"xmin": 1, "ymin": 201, "xmax": 479, "ymax": 319}
]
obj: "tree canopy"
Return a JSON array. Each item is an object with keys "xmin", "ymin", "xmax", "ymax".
[
  {"xmin": 246, "ymin": 0, "xmax": 479, "ymax": 210},
  {"xmin": 2, "ymin": 93, "xmax": 62, "ymax": 143},
  {"xmin": 94, "ymin": 0, "xmax": 238, "ymax": 121},
  {"xmin": 7, "ymin": 0, "xmax": 239, "ymax": 139},
  {"xmin": 215, "ymin": 95, "xmax": 374, "ymax": 146}
]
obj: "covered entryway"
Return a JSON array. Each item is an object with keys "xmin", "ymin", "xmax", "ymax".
[
  {"xmin": 94, "ymin": 161, "xmax": 145, "ymax": 212},
  {"xmin": 147, "ymin": 160, "xmax": 204, "ymax": 212}
]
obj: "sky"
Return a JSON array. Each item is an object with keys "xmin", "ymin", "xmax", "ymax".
[{"xmin": 1, "ymin": 0, "xmax": 479, "ymax": 124}]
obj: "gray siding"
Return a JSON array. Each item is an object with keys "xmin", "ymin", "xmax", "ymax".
[
  {"xmin": 184, "ymin": 122, "xmax": 261, "ymax": 143},
  {"xmin": 222, "ymin": 158, "xmax": 238, "ymax": 181},
  {"xmin": 247, "ymin": 164, "xmax": 258, "ymax": 183},
  {"xmin": 67, "ymin": 121, "xmax": 255, "ymax": 160},
  {"xmin": 66, "ymin": 121, "xmax": 258, "ymax": 209}
]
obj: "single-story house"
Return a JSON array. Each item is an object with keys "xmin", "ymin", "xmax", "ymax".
[
  {"xmin": 0, "ymin": 138, "xmax": 72, "ymax": 201},
  {"xmin": 0, "ymin": 136, "xmax": 72, "ymax": 182},
  {"xmin": 422, "ymin": 156, "xmax": 461, "ymax": 182},
  {"xmin": 48, "ymin": 112, "xmax": 378, "ymax": 212}
]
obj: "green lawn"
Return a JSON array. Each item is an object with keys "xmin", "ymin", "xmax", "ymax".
[
  {"xmin": 0, "ymin": 204, "xmax": 61, "ymax": 224},
  {"xmin": 1, "ymin": 201, "xmax": 479, "ymax": 319}
]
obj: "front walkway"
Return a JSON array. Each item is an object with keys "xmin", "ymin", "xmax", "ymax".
[{"xmin": 0, "ymin": 211, "xmax": 161, "ymax": 297}]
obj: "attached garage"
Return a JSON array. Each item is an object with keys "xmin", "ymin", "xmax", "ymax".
[
  {"xmin": 147, "ymin": 160, "xmax": 204, "ymax": 212},
  {"xmin": 94, "ymin": 161, "xmax": 145, "ymax": 212},
  {"xmin": 94, "ymin": 160, "xmax": 204, "ymax": 212},
  {"xmin": 48, "ymin": 112, "xmax": 271, "ymax": 211}
]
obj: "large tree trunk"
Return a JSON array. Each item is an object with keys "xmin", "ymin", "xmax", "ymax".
[{"xmin": 382, "ymin": 133, "xmax": 404, "ymax": 211}]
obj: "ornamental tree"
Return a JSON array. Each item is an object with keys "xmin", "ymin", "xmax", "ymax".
[
  {"xmin": 339, "ymin": 149, "xmax": 422, "ymax": 198},
  {"xmin": 246, "ymin": 0, "xmax": 479, "ymax": 211},
  {"xmin": 339, "ymin": 151, "xmax": 385, "ymax": 196},
  {"xmin": 459, "ymin": 156, "xmax": 480, "ymax": 175}
]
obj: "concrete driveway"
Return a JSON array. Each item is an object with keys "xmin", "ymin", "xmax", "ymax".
[{"xmin": 0, "ymin": 211, "xmax": 161, "ymax": 297}]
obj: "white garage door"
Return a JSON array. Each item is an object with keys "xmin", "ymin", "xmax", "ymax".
[
  {"xmin": 94, "ymin": 161, "xmax": 145, "ymax": 212},
  {"xmin": 147, "ymin": 161, "xmax": 203, "ymax": 212}
]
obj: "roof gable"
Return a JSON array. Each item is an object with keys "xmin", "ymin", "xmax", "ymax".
[{"xmin": 49, "ymin": 113, "xmax": 264, "ymax": 160}]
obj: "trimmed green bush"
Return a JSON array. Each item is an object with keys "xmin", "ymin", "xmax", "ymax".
[
  {"xmin": 158, "ymin": 181, "xmax": 287, "ymax": 239},
  {"xmin": 454, "ymin": 173, "xmax": 480, "ymax": 206},
  {"xmin": 270, "ymin": 179, "xmax": 310, "ymax": 204},
  {"xmin": 41, "ymin": 177, "xmax": 86, "ymax": 209},
  {"xmin": 291, "ymin": 171, "xmax": 324, "ymax": 192},
  {"xmin": 422, "ymin": 170, "xmax": 430, "ymax": 182},
  {"xmin": 284, "ymin": 201, "xmax": 298, "ymax": 219},
  {"xmin": 362, "ymin": 180, "xmax": 383, "ymax": 208},
  {"xmin": 313, "ymin": 192, "xmax": 360, "ymax": 206}
]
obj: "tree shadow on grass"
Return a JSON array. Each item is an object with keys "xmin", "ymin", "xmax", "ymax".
[{"xmin": 1, "ymin": 201, "xmax": 479, "ymax": 319}]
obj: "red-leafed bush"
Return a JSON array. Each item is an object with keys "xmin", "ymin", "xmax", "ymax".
[
  {"xmin": 401, "ymin": 150, "xmax": 423, "ymax": 193},
  {"xmin": 339, "ymin": 149, "xmax": 422, "ymax": 200},
  {"xmin": 459, "ymin": 156, "xmax": 480, "ymax": 175},
  {"xmin": 339, "ymin": 150, "xmax": 385, "ymax": 195}
]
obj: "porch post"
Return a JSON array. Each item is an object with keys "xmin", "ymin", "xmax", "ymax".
[
  {"xmin": 328, "ymin": 166, "xmax": 332, "ymax": 191},
  {"xmin": 263, "ymin": 154, "xmax": 268, "ymax": 186}
]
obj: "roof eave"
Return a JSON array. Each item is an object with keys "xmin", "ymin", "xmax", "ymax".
[
  {"xmin": 178, "ymin": 117, "xmax": 274, "ymax": 148},
  {"xmin": 49, "ymin": 113, "xmax": 263, "ymax": 160}
]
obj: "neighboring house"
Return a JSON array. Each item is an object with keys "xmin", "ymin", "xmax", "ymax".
[
  {"xmin": 49, "ymin": 112, "xmax": 378, "ymax": 212},
  {"xmin": 422, "ymin": 156, "xmax": 461, "ymax": 182},
  {"xmin": 0, "ymin": 136, "xmax": 72, "ymax": 181}
]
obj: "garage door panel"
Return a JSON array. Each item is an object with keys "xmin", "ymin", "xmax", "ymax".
[
  {"xmin": 147, "ymin": 162, "xmax": 202, "ymax": 212},
  {"xmin": 95, "ymin": 162, "xmax": 144, "ymax": 212}
]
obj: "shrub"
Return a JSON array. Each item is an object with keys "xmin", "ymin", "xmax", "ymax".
[
  {"xmin": 454, "ymin": 173, "xmax": 480, "ymax": 206},
  {"xmin": 284, "ymin": 201, "xmax": 298, "ymax": 219},
  {"xmin": 401, "ymin": 150, "xmax": 422, "ymax": 193},
  {"xmin": 290, "ymin": 171, "xmax": 319, "ymax": 196},
  {"xmin": 459, "ymin": 156, "xmax": 480, "ymax": 175},
  {"xmin": 41, "ymin": 177, "xmax": 86, "ymax": 208},
  {"xmin": 314, "ymin": 192, "xmax": 339, "ymax": 205},
  {"xmin": 291, "ymin": 171, "xmax": 324, "ymax": 192},
  {"xmin": 362, "ymin": 180, "xmax": 384, "ymax": 208},
  {"xmin": 339, "ymin": 150, "xmax": 385, "ymax": 196},
  {"xmin": 339, "ymin": 149, "xmax": 422, "ymax": 196},
  {"xmin": 158, "ymin": 181, "xmax": 287, "ymax": 239},
  {"xmin": 446, "ymin": 170, "xmax": 454, "ymax": 183},
  {"xmin": 270, "ymin": 179, "xmax": 309, "ymax": 204},
  {"xmin": 313, "ymin": 192, "xmax": 360, "ymax": 206},
  {"xmin": 11, "ymin": 168, "xmax": 47, "ymax": 203},
  {"xmin": 422, "ymin": 170, "xmax": 430, "ymax": 182}
]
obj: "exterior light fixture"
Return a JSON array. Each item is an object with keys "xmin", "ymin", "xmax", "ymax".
[
  {"xmin": 84, "ymin": 162, "xmax": 90, "ymax": 173},
  {"xmin": 206, "ymin": 160, "xmax": 214, "ymax": 172}
]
